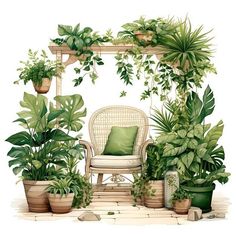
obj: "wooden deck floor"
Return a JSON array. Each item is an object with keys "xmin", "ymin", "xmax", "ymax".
[{"xmin": 15, "ymin": 183, "xmax": 230, "ymax": 225}]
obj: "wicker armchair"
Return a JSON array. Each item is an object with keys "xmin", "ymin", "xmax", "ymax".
[{"xmin": 80, "ymin": 105, "xmax": 153, "ymax": 184}]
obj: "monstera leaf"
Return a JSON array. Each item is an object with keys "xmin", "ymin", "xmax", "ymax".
[
  {"xmin": 186, "ymin": 85, "xmax": 215, "ymax": 124},
  {"xmin": 17, "ymin": 92, "xmax": 48, "ymax": 132},
  {"xmin": 54, "ymin": 94, "xmax": 86, "ymax": 132},
  {"xmin": 204, "ymin": 120, "xmax": 224, "ymax": 148}
]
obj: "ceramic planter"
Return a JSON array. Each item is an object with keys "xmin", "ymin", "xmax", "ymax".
[
  {"xmin": 164, "ymin": 170, "xmax": 179, "ymax": 208},
  {"xmin": 182, "ymin": 184, "xmax": 215, "ymax": 213},
  {"xmin": 48, "ymin": 193, "xmax": 74, "ymax": 214},
  {"xmin": 33, "ymin": 78, "xmax": 51, "ymax": 94},
  {"xmin": 23, "ymin": 180, "xmax": 51, "ymax": 213},
  {"xmin": 173, "ymin": 198, "xmax": 192, "ymax": 214},
  {"xmin": 134, "ymin": 31, "xmax": 153, "ymax": 42},
  {"xmin": 144, "ymin": 180, "xmax": 164, "ymax": 208}
]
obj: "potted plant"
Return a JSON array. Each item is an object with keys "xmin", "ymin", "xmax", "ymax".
[
  {"xmin": 118, "ymin": 16, "xmax": 176, "ymax": 47},
  {"xmin": 47, "ymin": 177, "xmax": 77, "ymax": 214},
  {"xmin": 51, "ymin": 24, "xmax": 111, "ymax": 86},
  {"xmin": 132, "ymin": 143, "xmax": 166, "ymax": 208},
  {"xmin": 5, "ymin": 92, "xmax": 86, "ymax": 212},
  {"xmin": 15, "ymin": 49, "xmax": 64, "ymax": 93},
  {"xmin": 154, "ymin": 86, "xmax": 230, "ymax": 213},
  {"xmin": 171, "ymin": 186, "xmax": 192, "ymax": 214}
]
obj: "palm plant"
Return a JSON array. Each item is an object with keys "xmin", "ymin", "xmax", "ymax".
[{"xmin": 160, "ymin": 18, "xmax": 213, "ymax": 70}]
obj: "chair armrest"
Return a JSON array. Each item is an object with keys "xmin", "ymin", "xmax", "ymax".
[
  {"xmin": 79, "ymin": 140, "xmax": 94, "ymax": 178},
  {"xmin": 140, "ymin": 139, "xmax": 154, "ymax": 163}
]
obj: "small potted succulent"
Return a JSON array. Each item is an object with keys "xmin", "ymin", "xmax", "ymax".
[
  {"xmin": 15, "ymin": 49, "xmax": 64, "ymax": 93},
  {"xmin": 47, "ymin": 177, "xmax": 77, "ymax": 214},
  {"xmin": 171, "ymin": 186, "xmax": 192, "ymax": 214}
]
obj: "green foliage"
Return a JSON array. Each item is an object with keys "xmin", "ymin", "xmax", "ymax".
[
  {"xmin": 131, "ymin": 144, "xmax": 166, "ymax": 202},
  {"xmin": 171, "ymin": 186, "xmax": 193, "ymax": 203},
  {"xmin": 54, "ymin": 94, "xmax": 86, "ymax": 132},
  {"xmin": 118, "ymin": 16, "xmax": 177, "ymax": 47},
  {"xmin": 15, "ymin": 49, "xmax": 64, "ymax": 86},
  {"xmin": 154, "ymin": 86, "xmax": 230, "ymax": 187},
  {"xmin": 47, "ymin": 177, "xmax": 75, "ymax": 197},
  {"xmin": 6, "ymin": 92, "xmax": 86, "ymax": 181},
  {"xmin": 161, "ymin": 19, "xmax": 213, "ymax": 70},
  {"xmin": 52, "ymin": 23, "xmax": 110, "ymax": 86}
]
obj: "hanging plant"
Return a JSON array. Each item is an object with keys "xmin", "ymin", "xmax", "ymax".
[{"xmin": 51, "ymin": 24, "xmax": 112, "ymax": 86}]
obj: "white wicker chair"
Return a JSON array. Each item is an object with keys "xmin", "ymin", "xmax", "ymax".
[{"xmin": 80, "ymin": 105, "xmax": 153, "ymax": 184}]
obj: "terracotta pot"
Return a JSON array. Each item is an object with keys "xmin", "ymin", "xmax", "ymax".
[
  {"xmin": 48, "ymin": 193, "xmax": 74, "ymax": 214},
  {"xmin": 134, "ymin": 31, "xmax": 153, "ymax": 42},
  {"xmin": 23, "ymin": 180, "xmax": 51, "ymax": 213},
  {"xmin": 33, "ymin": 78, "xmax": 52, "ymax": 94},
  {"xmin": 173, "ymin": 198, "xmax": 192, "ymax": 214},
  {"xmin": 144, "ymin": 180, "xmax": 164, "ymax": 208}
]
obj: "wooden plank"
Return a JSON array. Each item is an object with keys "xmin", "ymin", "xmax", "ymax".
[
  {"xmin": 49, "ymin": 43, "xmax": 164, "ymax": 55},
  {"xmin": 93, "ymin": 191, "xmax": 131, "ymax": 196}
]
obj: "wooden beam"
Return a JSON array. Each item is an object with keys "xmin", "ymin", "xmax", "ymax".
[{"xmin": 49, "ymin": 42, "xmax": 164, "ymax": 56}]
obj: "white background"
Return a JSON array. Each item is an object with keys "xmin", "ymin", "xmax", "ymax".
[{"xmin": 0, "ymin": 0, "xmax": 235, "ymax": 235}]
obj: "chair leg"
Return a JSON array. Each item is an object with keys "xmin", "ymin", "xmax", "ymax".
[{"xmin": 97, "ymin": 173, "xmax": 103, "ymax": 184}]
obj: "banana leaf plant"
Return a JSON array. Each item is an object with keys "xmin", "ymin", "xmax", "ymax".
[
  {"xmin": 153, "ymin": 86, "xmax": 230, "ymax": 187},
  {"xmin": 5, "ymin": 92, "xmax": 86, "ymax": 181}
]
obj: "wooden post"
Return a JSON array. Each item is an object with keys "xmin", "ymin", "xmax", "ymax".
[{"xmin": 56, "ymin": 51, "xmax": 62, "ymax": 108}]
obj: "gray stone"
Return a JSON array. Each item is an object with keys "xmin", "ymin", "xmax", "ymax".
[
  {"xmin": 188, "ymin": 207, "xmax": 202, "ymax": 221},
  {"xmin": 78, "ymin": 211, "xmax": 101, "ymax": 221}
]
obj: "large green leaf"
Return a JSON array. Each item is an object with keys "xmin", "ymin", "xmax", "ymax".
[
  {"xmin": 5, "ymin": 131, "xmax": 34, "ymax": 146},
  {"xmin": 156, "ymin": 133, "xmax": 177, "ymax": 144},
  {"xmin": 17, "ymin": 92, "xmax": 48, "ymax": 132},
  {"xmin": 186, "ymin": 91, "xmax": 202, "ymax": 123},
  {"xmin": 7, "ymin": 146, "xmax": 30, "ymax": 159},
  {"xmin": 198, "ymin": 85, "xmax": 215, "ymax": 123},
  {"xmin": 54, "ymin": 94, "xmax": 86, "ymax": 132},
  {"xmin": 58, "ymin": 24, "xmax": 73, "ymax": 36},
  {"xmin": 181, "ymin": 152, "xmax": 194, "ymax": 168},
  {"xmin": 163, "ymin": 140, "xmax": 188, "ymax": 157},
  {"xmin": 50, "ymin": 129, "xmax": 77, "ymax": 141},
  {"xmin": 204, "ymin": 120, "xmax": 224, "ymax": 148},
  {"xmin": 186, "ymin": 86, "xmax": 215, "ymax": 124}
]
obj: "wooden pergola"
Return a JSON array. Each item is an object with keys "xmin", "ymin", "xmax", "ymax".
[{"xmin": 48, "ymin": 42, "xmax": 163, "ymax": 97}]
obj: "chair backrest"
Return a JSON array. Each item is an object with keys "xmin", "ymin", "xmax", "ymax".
[{"xmin": 89, "ymin": 106, "xmax": 149, "ymax": 155}]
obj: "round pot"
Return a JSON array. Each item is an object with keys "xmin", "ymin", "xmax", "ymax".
[
  {"xmin": 173, "ymin": 198, "xmax": 192, "ymax": 214},
  {"xmin": 23, "ymin": 180, "xmax": 52, "ymax": 213},
  {"xmin": 33, "ymin": 78, "xmax": 52, "ymax": 94},
  {"xmin": 134, "ymin": 31, "xmax": 153, "ymax": 42},
  {"xmin": 144, "ymin": 180, "xmax": 164, "ymax": 208},
  {"xmin": 182, "ymin": 184, "xmax": 215, "ymax": 213},
  {"xmin": 48, "ymin": 193, "xmax": 74, "ymax": 214}
]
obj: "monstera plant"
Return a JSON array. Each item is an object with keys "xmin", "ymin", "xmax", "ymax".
[
  {"xmin": 5, "ymin": 92, "xmax": 86, "ymax": 212},
  {"xmin": 153, "ymin": 85, "xmax": 230, "ymax": 212}
]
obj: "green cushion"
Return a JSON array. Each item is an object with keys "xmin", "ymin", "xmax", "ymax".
[{"xmin": 103, "ymin": 126, "xmax": 139, "ymax": 155}]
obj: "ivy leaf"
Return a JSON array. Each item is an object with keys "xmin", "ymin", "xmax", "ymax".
[{"xmin": 181, "ymin": 152, "xmax": 194, "ymax": 168}]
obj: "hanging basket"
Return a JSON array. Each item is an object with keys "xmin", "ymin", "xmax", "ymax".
[{"xmin": 33, "ymin": 78, "xmax": 52, "ymax": 94}]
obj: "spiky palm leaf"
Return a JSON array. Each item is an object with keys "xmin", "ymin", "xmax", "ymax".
[
  {"xmin": 151, "ymin": 108, "xmax": 175, "ymax": 133},
  {"xmin": 161, "ymin": 19, "xmax": 213, "ymax": 69}
]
